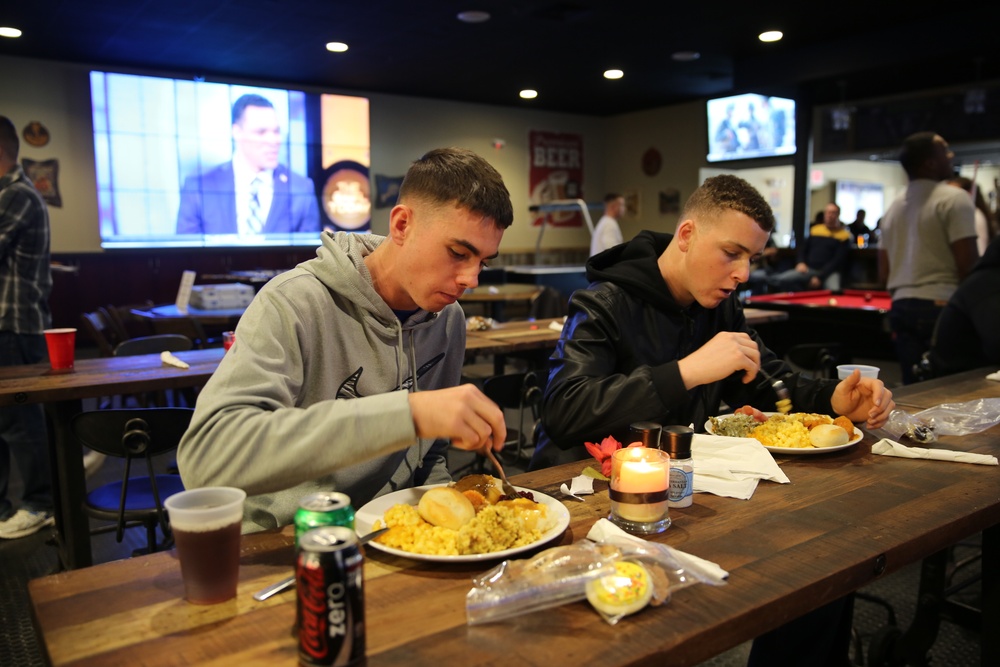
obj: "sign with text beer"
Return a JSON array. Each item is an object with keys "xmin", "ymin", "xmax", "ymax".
[{"xmin": 529, "ymin": 130, "xmax": 584, "ymax": 228}]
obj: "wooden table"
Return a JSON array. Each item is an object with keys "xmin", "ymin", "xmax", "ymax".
[
  {"xmin": 0, "ymin": 348, "xmax": 226, "ymax": 569},
  {"xmin": 28, "ymin": 368, "xmax": 1000, "ymax": 666},
  {"xmin": 458, "ymin": 284, "xmax": 542, "ymax": 320},
  {"xmin": 131, "ymin": 304, "xmax": 247, "ymax": 327}
]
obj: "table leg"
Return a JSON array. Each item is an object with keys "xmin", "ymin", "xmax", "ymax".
[
  {"xmin": 983, "ymin": 525, "xmax": 998, "ymax": 665},
  {"xmin": 44, "ymin": 399, "xmax": 91, "ymax": 570}
]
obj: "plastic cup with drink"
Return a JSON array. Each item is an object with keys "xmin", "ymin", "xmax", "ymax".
[
  {"xmin": 44, "ymin": 328, "xmax": 77, "ymax": 370},
  {"xmin": 164, "ymin": 486, "xmax": 246, "ymax": 604}
]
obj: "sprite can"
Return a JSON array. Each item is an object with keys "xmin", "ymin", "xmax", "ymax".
[{"xmin": 295, "ymin": 492, "xmax": 355, "ymax": 548}]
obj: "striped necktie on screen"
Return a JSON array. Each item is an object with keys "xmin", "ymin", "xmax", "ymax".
[{"xmin": 247, "ymin": 175, "xmax": 265, "ymax": 233}]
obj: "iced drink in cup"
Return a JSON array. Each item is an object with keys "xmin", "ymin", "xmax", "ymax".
[{"xmin": 165, "ymin": 487, "xmax": 246, "ymax": 604}]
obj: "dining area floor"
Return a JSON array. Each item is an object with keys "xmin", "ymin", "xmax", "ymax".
[{"xmin": 1, "ymin": 358, "xmax": 984, "ymax": 667}]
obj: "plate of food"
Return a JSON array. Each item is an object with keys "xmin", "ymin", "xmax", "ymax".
[
  {"xmin": 355, "ymin": 475, "xmax": 570, "ymax": 563},
  {"xmin": 705, "ymin": 406, "xmax": 863, "ymax": 455}
]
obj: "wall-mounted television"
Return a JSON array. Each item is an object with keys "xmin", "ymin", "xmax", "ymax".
[
  {"xmin": 91, "ymin": 71, "xmax": 371, "ymax": 249},
  {"xmin": 706, "ymin": 93, "xmax": 796, "ymax": 163}
]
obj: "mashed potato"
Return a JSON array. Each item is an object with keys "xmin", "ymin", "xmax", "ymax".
[
  {"xmin": 713, "ymin": 412, "xmax": 837, "ymax": 449},
  {"xmin": 372, "ymin": 494, "xmax": 550, "ymax": 556}
]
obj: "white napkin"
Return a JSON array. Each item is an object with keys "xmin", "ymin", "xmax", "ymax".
[
  {"xmin": 560, "ymin": 474, "xmax": 594, "ymax": 501},
  {"xmin": 160, "ymin": 351, "xmax": 189, "ymax": 369},
  {"xmin": 986, "ymin": 370, "xmax": 1000, "ymax": 382},
  {"xmin": 587, "ymin": 518, "xmax": 729, "ymax": 583},
  {"xmin": 691, "ymin": 433, "xmax": 790, "ymax": 500},
  {"xmin": 872, "ymin": 438, "xmax": 998, "ymax": 465},
  {"xmin": 548, "ymin": 320, "xmax": 564, "ymax": 332}
]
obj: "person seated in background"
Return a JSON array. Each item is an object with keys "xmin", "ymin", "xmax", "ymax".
[
  {"xmin": 590, "ymin": 193, "xmax": 626, "ymax": 257},
  {"xmin": 848, "ymin": 209, "xmax": 869, "ymax": 243},
  {"xmin": 177, "ymin": 93, "xmax": 321, "ymax": 236},
  {"xmin": 529, "ymin": 174, "xmax": 893, "ymax": 667},
  {"xmin": 177, "ymin": 147, "xmax": 513, "ymax": 534},
  {"xmin": 923, "ymin": 236, "xmax": 1000, "ymax": 378},
  {"xmin": 745, "ymin": 234, "xmax": 779, "ymax": 295},
  {"xmin": 945, "ymin": 176, "xmax": 997, "ymax": 255},
  {"xmin": 767, "ymin": 202, "xmax": 851, "ymax": 291}
]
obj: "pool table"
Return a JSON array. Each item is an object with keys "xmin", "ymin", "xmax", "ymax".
[{"xmin": 746, "ymin": 289, "xmax": 895, "ymax": 361}]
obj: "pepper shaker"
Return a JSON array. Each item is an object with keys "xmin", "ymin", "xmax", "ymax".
[{"xmin": 629, "ymin": 421, "xmax": 663, "ymax": 449}]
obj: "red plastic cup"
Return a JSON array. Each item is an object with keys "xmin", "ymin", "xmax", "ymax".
[
  {"xmin": 44, "ymin": 328, "xmax": 77, "ymax": 370},
  {"xmin": 222, "ymin": 331, "xmax": 235, "ymax": 351}
]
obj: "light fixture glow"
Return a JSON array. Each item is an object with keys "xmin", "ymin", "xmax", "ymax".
[
  {"xmin": 604, "ymin": 69, "xmax": 624, "ymax": 80},
  {"xmin": 671, "ymin": 51, "xmax": 701, "ymax": 62},
  {"xmin": 326, "ymin": 42, "xmax": 349, "ymax": 53},
  {"xmin": 0, "ymin": 27, "xmax": 23, "ymax": 38},
  {"xmin": 758, "ymin": 30, "xmax": 783, "ymax": 43},
  {"xmin": 457, "ymin": 10, "xmax": 491, "ymax": 23},
  {"xmin": 519, "ymin": 89, "xmax": 538, "ymax": 100}
]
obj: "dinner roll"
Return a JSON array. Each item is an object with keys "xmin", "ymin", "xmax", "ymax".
[
  {"xmin": 417, "ymin": 487, "xmax": 476, "ymax": 530},
  {"xmin": 809, "ymin": 423, "xmax": 850, "ymax": 448}
]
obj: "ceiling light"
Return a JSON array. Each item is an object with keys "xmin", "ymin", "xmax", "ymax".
[
  {"xmin": 758, "ymin": 30, "xmax": 783, "ymax": 43},
  {"xmin": 671, "ymin": 51, "xmax": 700, "ymax": 62},
  {"xmin": 457, "ymin": 11, "xmax": 491, "ymax": 23},
  {"xmin": 520, "ymin": 89, "xmax": 538, "ymax": 100},
  {"xmin": 326, "ymin": 42, "xmax": 349, "ymax": 53},
  {"xmin": 604, "ymin": 69, "xmax": 624, "ymax": 80},
  {"xmin": 0, "ymin": 27, "xmax": 23, "ymax": 38}
]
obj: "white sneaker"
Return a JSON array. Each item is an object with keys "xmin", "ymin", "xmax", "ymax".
[{"xmin": 0, "ymin": 509, "xmax": 55, "ymax": 539}]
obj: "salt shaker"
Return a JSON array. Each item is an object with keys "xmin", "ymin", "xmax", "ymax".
[{"xmin": 662, "ymin": 425, "xmax": 693, "ymax": 508}]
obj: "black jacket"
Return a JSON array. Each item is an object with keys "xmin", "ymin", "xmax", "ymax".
[{"xmin": 531, "ymin": 231, "xmax": 837, "ymax": 468}]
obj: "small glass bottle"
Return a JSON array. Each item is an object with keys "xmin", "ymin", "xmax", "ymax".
[
  {"xmin": 629, "ymin": 421, "xmax": 662, "ymax": 449},
  {"xmin": 662, "ymin": 425, "xmax": 693, "ymax": 508}
]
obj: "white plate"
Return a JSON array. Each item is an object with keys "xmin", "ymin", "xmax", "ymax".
[
  {"xmin": 704, "ymin": 412, "xmax": 863, "ymax": 455},
  {"xmin": 355, "ymin": 484, "xmax": 571, "ymax": 563}
]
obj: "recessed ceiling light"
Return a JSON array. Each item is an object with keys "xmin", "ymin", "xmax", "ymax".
[
  {"xmin": 457, "ymin": 11, "xmax": 491, "ymax": 23},
  {"xmin": 326, "ymin": 42, "xmax": 349, "ymax": 53},
  {"xmin": 604, "ymin": 69, "xmax": 624, "ymax": 80},
  {"xmin": 672, "ymin": 51, "xmax": 701, "ymax": 62},
  {"xmin": 759, "ymin": 30, "xmax": 783, "ymax": 43},
  {"xmin": 0, "ymin": 27, "xmax": 23, "ymax": 38},
  {"xmin": 520, "ymin": 89, "xmax": 538, "ymax": 100}
]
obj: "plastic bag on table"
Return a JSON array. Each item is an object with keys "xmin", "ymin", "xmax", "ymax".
[
  {"xmin": 465, "ymin": 536, "xmax": 726, "ymax": 626},
  {"xmin": 883, "ymin": 398, "xmax": 1000, "ymax": 443}
]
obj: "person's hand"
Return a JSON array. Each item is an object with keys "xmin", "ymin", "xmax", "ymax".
[
  {"xmin": 830, "ymin": 370, "xmax": 895, "ymax": 429},
  {"xmin": 678, "ymin": 331, "xmax": 761, "ymax": 388},
  {"xmin": 408, "ymin": 384, "xmax": 507, "ymax": 454},
  {"xmin": 795, "ymin": 262, "xmax": 809, "ymax": 273}
]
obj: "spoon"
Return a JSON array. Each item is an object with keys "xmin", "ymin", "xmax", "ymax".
[{"xmin": 253, "ymin": 526, "xmax": 389, "ymax": 601}]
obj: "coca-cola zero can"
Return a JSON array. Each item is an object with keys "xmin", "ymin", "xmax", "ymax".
[{"xmin": 296, "ymin": 525, "xmax": 365, "ymax": 666}]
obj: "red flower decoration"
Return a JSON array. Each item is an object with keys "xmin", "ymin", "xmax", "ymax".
[{"xmin": 584, "ymin": 435, "xmax": 624, "ymax": 478}]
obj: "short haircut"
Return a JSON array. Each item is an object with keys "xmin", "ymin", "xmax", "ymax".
[
  {"xmin": 232, "ymin": 94, "xmax": 275, "ymax": 125},
  {"xmin": 0, "ymin": 115, "xmax": 18, "ymax": 159},
  {"xmin": 899, "ymin": 131, "xmax": 939, "ymax": 178},
  {"xmin": 683, "ymin": 174, "xmax": 775, "ymax": 232},
  {"xmin": 604, "ymin": 193, "xmax": 622, "ymax": 203},
  {"xmin": 398, "ymin": 147, "xmax": 514, "ymax": 230},
  {"xmin": 826, "ymin": 202, "xmax": 841, "ymax": 213}
]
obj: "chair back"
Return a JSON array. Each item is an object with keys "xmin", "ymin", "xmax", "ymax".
[
  {"xmin": 529, "ymin": 286, "xmax": 568, "ymax": 319},
  {"xmin": 113, "ymin": 334, "xmax": 193, "ymax": 357},
  {"xmin": 783, "ymin": 343, "xmax": 851, "ymax": 380},
  {"xmin": 105, "ymin": 302, "xmax": 155, "ymax": 339},
  {"xmin": 148, "ymin": 316, "xmax": 211, "ymax": 349},
  {"xmin": 482, "ymin": 372, "xmax": 543, "ymax": 459},
  {"xmin": 79, "ymin": 308, "xmax": 125, "ymax": 357}
]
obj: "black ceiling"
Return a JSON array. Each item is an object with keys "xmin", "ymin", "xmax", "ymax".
[{"xmin": 3, "ymin": 1, "xmax": 999, "ymax": 116}]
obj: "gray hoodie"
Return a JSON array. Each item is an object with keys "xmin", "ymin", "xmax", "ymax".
[{"xmin": 177, "ymin": 231, "xmax": 461, "ymax": 533}]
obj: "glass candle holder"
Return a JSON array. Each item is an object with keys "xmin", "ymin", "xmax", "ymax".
[{"xmin": 608, "ymin": 447, "xmax": 671, "ymax": 534}]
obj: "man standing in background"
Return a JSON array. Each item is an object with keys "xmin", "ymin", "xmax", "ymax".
[
  {"xmin": 177, "ymin": 94, "xmax": 321, "ymax": 236},
  {"xmin": 0, "ymin": 115, "xmax": 54, "ymax": 539},
  {"xmin": 590, "ymin": 193, "xmax": 625, "ymax": 257},
  {"xmin": 878, "ymin": 132, "xmax": 978, "ymax": 384}
]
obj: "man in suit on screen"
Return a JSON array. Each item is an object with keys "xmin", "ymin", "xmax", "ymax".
[{"xmin": 176, "ymin": 94, "xmax": 321, "ymax": 236}]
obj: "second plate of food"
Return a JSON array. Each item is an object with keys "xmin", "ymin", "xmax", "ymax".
[{"xmin": 705, "ymin": 412, "xmax": 863, "ymax": 455}]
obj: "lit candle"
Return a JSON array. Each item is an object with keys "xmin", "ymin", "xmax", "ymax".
[{"xmin": 611, "ymin": 447, "xmax": 670, "ymax": 523}]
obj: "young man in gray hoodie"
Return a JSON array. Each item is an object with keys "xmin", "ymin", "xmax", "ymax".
[{"xmin": 178, "ymin": 147, "xmax": 514, "ymax": 533}]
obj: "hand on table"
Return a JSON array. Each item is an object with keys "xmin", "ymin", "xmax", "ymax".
[
  {"xmin": 409, "ymin": 384, "xmax": 507, "ymax": 453},
  {"xmin": 830, "ymin": 369, "xmax": 895, "ymax": 429},
  {"xmin": 679, "ymin": 331, "xmax": 761, "ymax": 388}
]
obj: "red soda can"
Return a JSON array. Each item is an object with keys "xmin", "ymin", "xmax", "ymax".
[{"xmin": 296, "ymin": 526, "xmax": 365, "ymax": 666}]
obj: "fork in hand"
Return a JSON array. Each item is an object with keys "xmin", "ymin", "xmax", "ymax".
[{"xmin": 759, "ymin": 366, "xmax": 792, "ymax": 414}]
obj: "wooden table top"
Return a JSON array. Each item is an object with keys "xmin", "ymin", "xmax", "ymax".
[
  {"xmin": 458, "ymin": 283, "xmax": 542, "ymax": 302},
  {"xmin": 131, "ymin": 304, "xmax": 247, "ymax": 326},
  {"xmin": 29, "ymin": 368, "xmax": 1000, "ymax": 666},
  {"xmin": 465, "ymin": 318, "xmax": 563, "ymax": 358}
]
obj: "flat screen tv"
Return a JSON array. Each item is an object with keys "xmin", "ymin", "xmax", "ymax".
[
  {"xmin": 90, "ymin": 71, "xmax": 371, "ymax": 249},
  {"xmin": 706, "ymin": 93, "xmax": 796, "ymax": 162}
]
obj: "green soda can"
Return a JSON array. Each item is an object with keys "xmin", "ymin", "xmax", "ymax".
[{"xmin": 294, "ymin": 492, "xmax": 355, "ymax": 548}]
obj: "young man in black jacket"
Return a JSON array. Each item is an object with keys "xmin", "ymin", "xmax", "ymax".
[{"xmin": 532, "ymin": 174, "xmax": 895, "ymax": 667}]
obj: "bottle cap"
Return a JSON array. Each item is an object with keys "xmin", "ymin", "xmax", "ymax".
[
  {"xmin": 661, "ymin": 425, "xmax": 693, "ymax": 458},
  {"xmin": 629, "ymin": 421, "xmax": 662, "ymax": 449}
]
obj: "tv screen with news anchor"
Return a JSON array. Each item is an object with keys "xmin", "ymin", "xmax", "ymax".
[
  {"xmin": 90, "ymin": 71, "xmax": 371, "ymax": 249},
  {"xmin": 706, "ymin": 93, "xmax": 796, "ymax": 163}
]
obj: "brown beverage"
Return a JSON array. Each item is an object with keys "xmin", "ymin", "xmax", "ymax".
[{"xmin": 172, "ymin": 520, "xmax": 242, "ymax": 604}]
